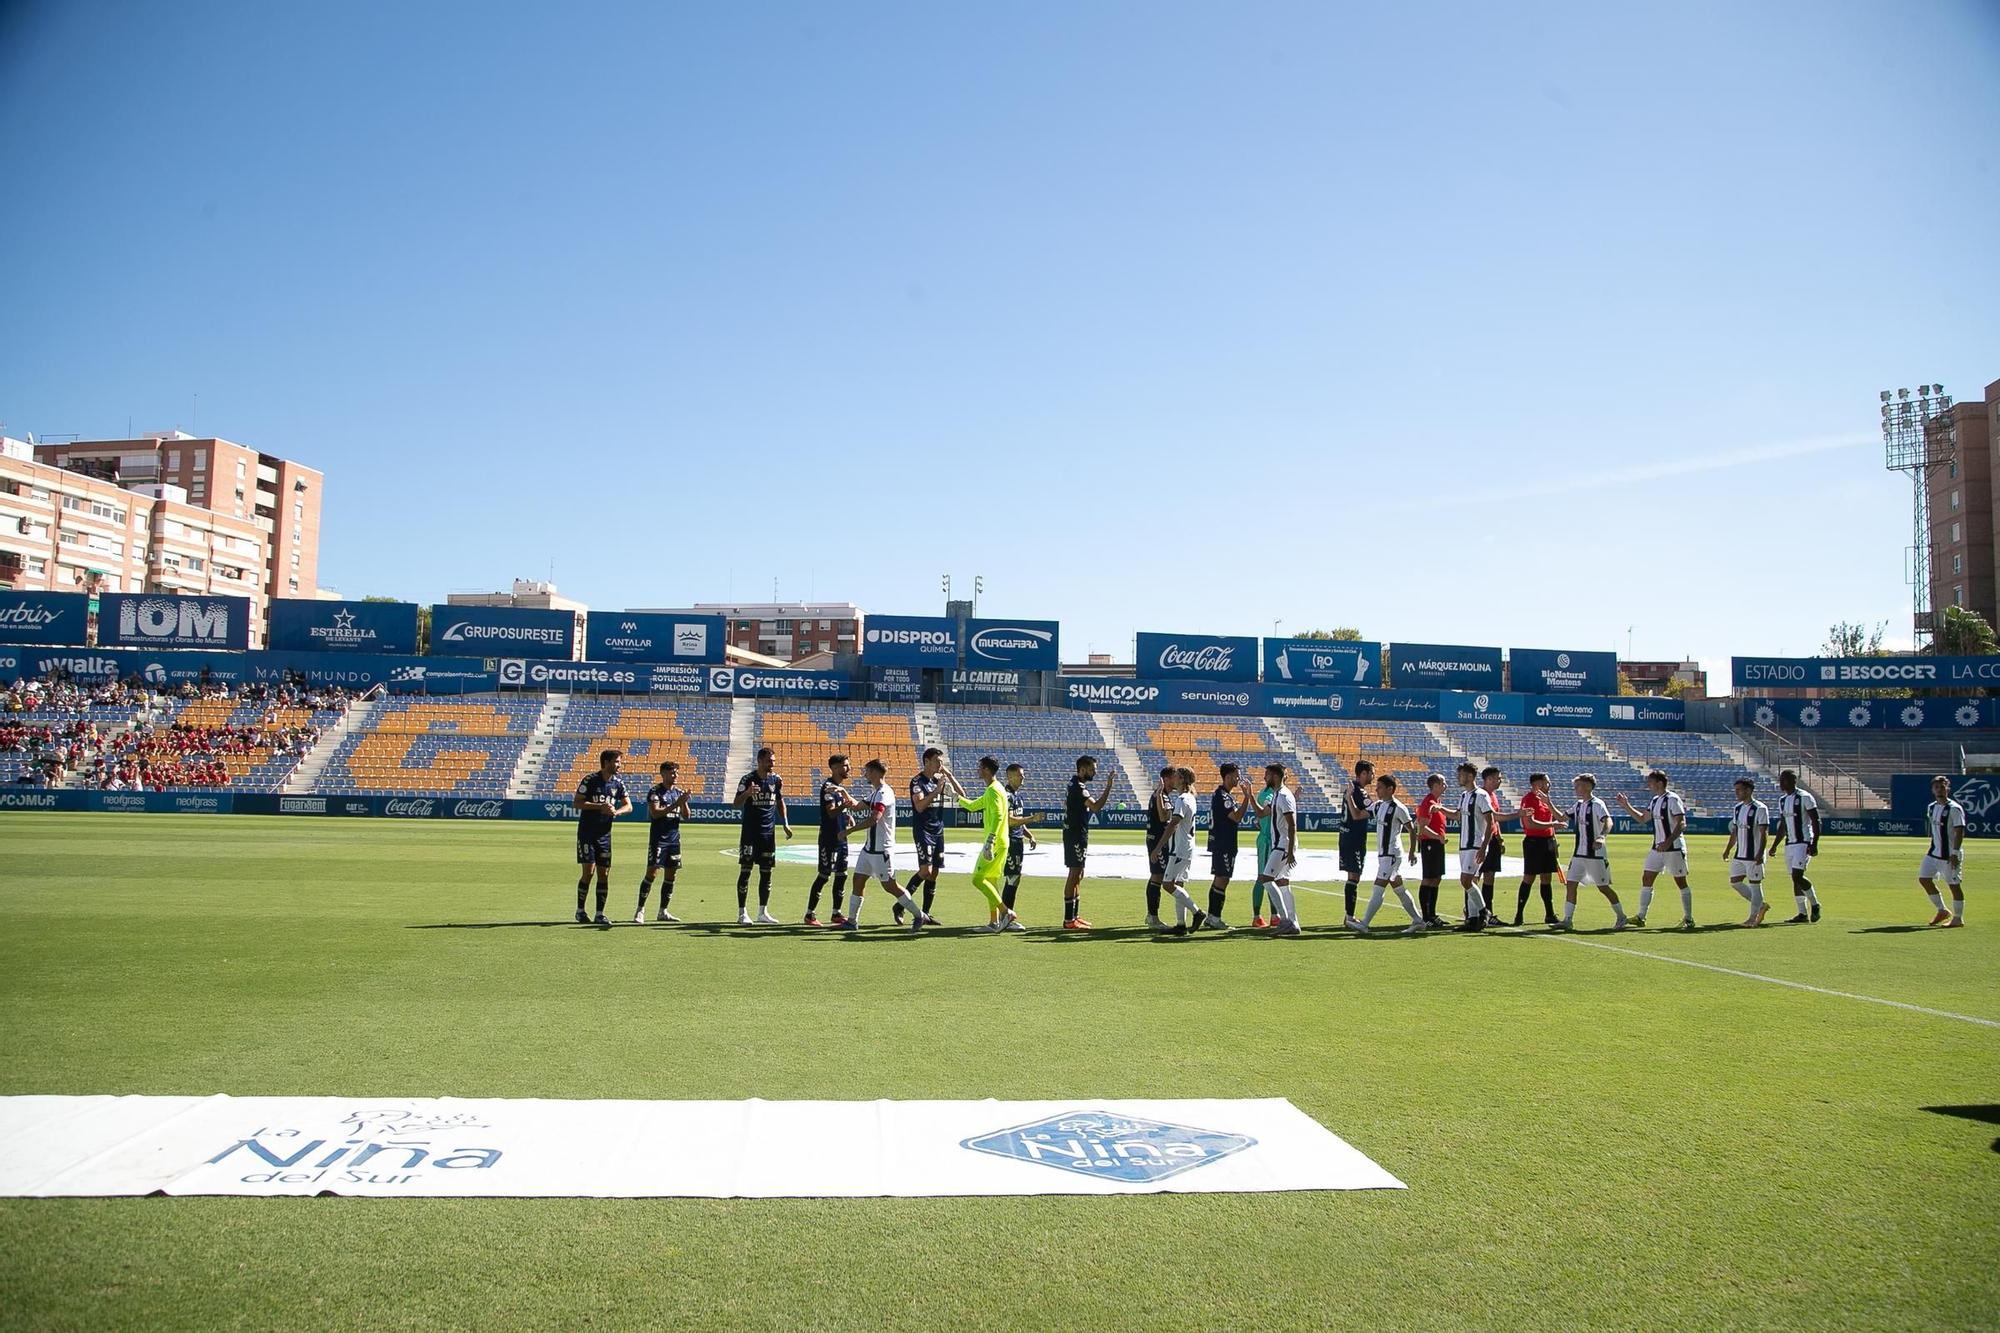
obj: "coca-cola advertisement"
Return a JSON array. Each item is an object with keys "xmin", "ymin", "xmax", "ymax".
[{"xmin": 1135, "ymin": 632, "xmax": 1258, "ymax": 682}]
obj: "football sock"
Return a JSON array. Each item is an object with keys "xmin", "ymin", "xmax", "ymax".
[
  {"xmin": 1679, "ymin": 886, "xmax": 1693, "ymax": 919},
  {"xmin": 1465, "ymin": 884, "xmax": 1487, "ymax": 918},
  {"xmin": 1361, "ymin": 885, "xmax": 1385, "ymax": 927},
  {"xmin": 807, "ymin": 874, "xmax": 829, "ymax": 914},
  {"xmin": 1731, "ymin": 881, "xmax": 1754, "ymax": 903},
  {"xmin": 636, "ymin": 879, "xmax": 651, "ymax": 911},
  {"xmin": 1562, "ymin": 896, "xmax": 1577, "ymax": 924},
  {"xmin": 594, "ymin": 881, "xmax": 608, "ymax": 914},
  {"xmin": 576, "ymin": 877, "xmax": 590, "ymax": 914},
  {"xmin": 1540, "ymin": 882, "xmax": 1556, "ymax": 914},
  {"xmin": 1208, "ymin": 885, "xmax": 1226, "ymax": 917},
  {"xmin": 1949, "ymin": 889, "xmax": 1964, "ymax": 921},
  {"xmin": 1251, "ymin": 881, "xmax": 1266, "ymax": 916},
  {"xmin": 1145, "ymin": 881, "xmax": 1162, "ymax": 919},
  {"xmin": 1344, "ymin": 882, "xmax": 1358, "ymax": 917},
  {"xmin": 1747, "ymin": 884, "xmax": 1761, "ymax": 917},
  {"xmin": 1392, "ymin": 884, "xmax": 1421, "ymax": 923},
  {"xmin": 1064, "ymin": 892, "xmax": 1080, "ymax": 923},
  {"xmin": 1170, "ymin": 886, "xmax": 1196, "ymax": 925},
  {"xmin": 1518, "ymin": 882, "xmax": 1533, "ymax": 913},
  {"xmin": 757, "ymin": 867, "xmax": 772, "ymax": 908},
  {"xmin": 1927, "ymin": 889, "xmax": 1945, "ymax": 911},
  {"xmin": 1804, "ymin": 884, "xmax": 1820, "ymax": 908},
  {"xmin": 736, "ymin": 869, "xmax": 751, "ymax": 912},
  {"xmin": 847, "ymin": 890, "xmax": 865, "ymax": 924},
  {"xmin": 830, "ymin": 871, "xmax": 846, "ymax": 915},
  {"xmin": 1417, "ymin": 883, "xmax": 1436, "ymax": 919},
  {"xmin": 1795, "ymin": 891, "xmax": 1811, "ymax": 915},
  {"xmin": 1638, "ymin": 887, "xmax": 1654, "ymax": 919}
]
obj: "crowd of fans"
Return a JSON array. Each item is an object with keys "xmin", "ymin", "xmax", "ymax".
[{"xmin": 2, "ymin": 670, "xmax": 353, "ymax": 790}]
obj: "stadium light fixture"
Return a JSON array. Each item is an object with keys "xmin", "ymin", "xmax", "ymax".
[{"xmin": 1881, "ymin": 381, "xmax": 1956, "ymax": 648}]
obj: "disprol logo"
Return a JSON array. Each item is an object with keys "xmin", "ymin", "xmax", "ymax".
[
  {"xmin": 383, "ymin": 798, "xmax": 437, "ymax": 818},
  {"xmin": 450, "ymin": 800, "xmax": 505, "ymax": 819},
  {"xmin": 1155, "ymin": 643, "xmax": 1234, "ymax": 674},
  {"xmin": 865, "ymin": 626, "xmax": 955, "ymax": 648},
  {"xmin": 962, "ymin": 1111, "xmax": 1254, "ymax": 1184}
]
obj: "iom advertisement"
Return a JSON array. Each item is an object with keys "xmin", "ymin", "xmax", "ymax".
[
  {"xmin": 862, "ymin": 615, "xmax": 958, "ymax": 668},
  {"xmin": 582, "ymin": 611, "xmax": 726, "ymax": 664},
  {"xmin": 98, "ymin": 594, "xmax": 251, "ymax": 651},
  {"xmin": 268, "ymin": 599, "xmax": 419, "ymax": 655},
  {"xmin": 1733, "ymin": 654, "xmax": 2000, "ymax": 691},
  {"xmin": 1388, "ymin": 643, "xmax": 1502, "ymax": 691},
  {"xmin": 1889, "ymin": 774, "xmax": 2000, "ymax": 835},
  {"xmin": 963, "ymin": 618, "xmax": 1060, "ymax": 670},
  {"xmin": 0, "ymin": 592, "xmax": 90, "ymax": 646},
  {"xmin": 1262, "ymin": 638, "xmax": 1380, "ymax": 686},
  {"xmin": 1510, "ymin": 647, "xmax": 1618, "ymax": 695},
  {"xmin": 429, "ymin": 605, "xmax": 575, "ymax": 660},
  {"xmin": 1135, "ymin": 632, "xmax": 1257, "ymax": 683},
  {"xmin": 1745, "ymin": 696, "xmax": 2000, "ymax": 731}
]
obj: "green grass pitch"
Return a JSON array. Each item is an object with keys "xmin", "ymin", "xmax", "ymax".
[{"xmin": 0, "ymin": 812, "xmax": 1994, "ymax": 1331}]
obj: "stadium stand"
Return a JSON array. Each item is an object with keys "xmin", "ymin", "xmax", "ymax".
[
  {"xmin": 1290, "ymin": 720, "xmax": 1459, "ymax": 804},
  {"xmin": 316, "ymin": 697, "xmax": 541, "ymax": 797},
  {"xmin": 753, "ymin": 702, "xmax": 922, "ymax": 796},
  {"xmin": 936, "ymin": 705, "xmax": 1141, "ymax": 810},
  {"xmin": 534, "ymin": 698, "xmax": 734, "ymax": 800},
  {"xmin": 1121, "ymin": 716, "xmax": 1327, "ymax": 810}
]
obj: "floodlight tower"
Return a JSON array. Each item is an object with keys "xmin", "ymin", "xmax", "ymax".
[{"xmin": 1881, "ymin": 383, "xmax": 1957, "ymax": 648}]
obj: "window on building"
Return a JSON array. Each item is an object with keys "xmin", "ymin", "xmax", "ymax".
[
  {"xmin": 1954, "ymin": 586, "xmax": 1965, "ymax": 606},
  {"xmin": 1952, "ymin": 521, "xmax": 1962, "ymax": 542},
  {"xmin": 186, "ymin": 556, "xmax": 204, "ymax": 572},
  {"xmin": 27, "ymin": 556, "xmax": 45, "ymax": 574},
  {"xmin": 235, "ymin": 460, "xmax": 246, "ymax": 478},
  {"xmin": 1953, "ymin": 554, "xmax": 1963, "ymax": 574},
  {"xmin": 773, "ymin": 619, "xmax": 794, "ymax": 633},
  {"xmin": 1950, "ymin": 462, "xmax": 1959, "ymax": 480},
  {"xmin": 289, "ymin": 552, "xmax": 300, "ymax": 568},
  {"xmin": 1951, "ymin": 488, "xmax": 1960, "ymax": 510},
  {"xmin": 61, "ymin": 494, "xmax": 82, "ymax": 511},
  {"xmin": 820, "ymin": 620, "xmax": 830, "ymax": 630},
  {"xmin": 288, "ymin": 576, "xmax": 299, "ymax": 591},
  {"xmin": 166, "ymin": 450, "xmax": 180, "ymax": 471},
  {"xmin": 192, "ymin": 453, "xmax": 206, "ymax": 471}
]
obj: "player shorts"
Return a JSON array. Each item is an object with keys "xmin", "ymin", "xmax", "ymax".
[
  {"xmin": 1004, "ymin": 841, "xmax": 1025, "ymax": 880},
  {"xmin": 1523, "ymin": 837, "xmax": 1560, "ymax": 877},
  {"xmin": 914, "ymin": 829, "xmax": 946, "ymax": 871},
  {"xmin": 1146, "ymin": 837, "xmax": 1166, "ymax": 871},
  {"xmin": 855, "ymin": 848, "xmax": 896, "ymax": 880},
  {"xmin": 1337, "ymin": 826, "xmax": 1367, "ymax": 875},
  {"xmin": 1162, "ymin": 852, "xmax": 1192, "ymax": 885},
  {"xmin": 1458, "ymin": 848, "xmax": 1483, "ymax": 877},
  {"xmin": 1728, "ymin": 857, "xmax": 1764, "ymax": 884},
  {"xmin": 1261, "ymin": 845, "xmax": 1296, "ymax": 880},
  {"xmin": 1210, "ymin": 846, "xmax": 1238, "ymax": 879},
  {"xmin": 576, "ymin": 830, "xmax": 613, "ymax": 867},
  {"xmin": 1419, "ymin": 841, "xmax": 1446, "ymax": 881},
  {"xmin": 1063, "ymin": 830, "xmax": 1088, "ymax": 870},
  {"xmin": 738, "ymin": 830, "xmax": 777, "ymax": 867},
  {"xmin": 1782, "ymin": 843, "xmax": 1813, "ymax": 872},
  {"xmin": 1643, "ymin": 848, "xmax": 1690, "ymax": 877},
  {"xmin": 1373, "ymin": 850, "xmax": 1406, "ymax": 884},
  {"xmin": 1481, "ymin": 838, "xmax": 1506, "ymax": 877},
  {"xmin": 1918, "ymin": 854, "xmax": 1962, "ymax": 886},
  {"xmin": 1566, "ymin": 854, "xmax": 1611, "ymax": 887},
  {"xmin": 647, "ymin": 834, "xmax": 683, "ymax": 872},
  {"xmin": 816, "ymin": 838, "xmax": 849, "ymax": 877}
]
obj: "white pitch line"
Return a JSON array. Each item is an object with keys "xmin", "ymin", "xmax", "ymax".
[
  {"xmin": 1529, "ymin": 931, "xmax": 2000, "ymax": 1030},
  {"xmin": 1293, "ymin": 883, "xmax": 1998, "ymax": 1031}
]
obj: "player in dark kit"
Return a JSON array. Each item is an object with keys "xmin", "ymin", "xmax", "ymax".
[
  {"xmin": 1338, "ymin": 760, "xmax": 1376, "ymax": 922},
  {"xmin": 1060, "ymin": 754, "xmax": 1114, "ymax": 929},
  {"xmin": 807, "ymin": 754, "xmax": 861, "ymax": 926},
  {"xmin": 999, "ymin": 762, "xmax": 1039, "ymax": 913},
  {"xmin": 896, "ymin": 748, "xmax": 951, "ymax": 923},
  {"xmin": 1143, "ymin": 764, "xmax": 1175, "ymax": 931},
  {"xmin": 733, "ymin": 746, "xmax": 793, "ymax": 926},
  {"xmin": 572, "ymin": 748, "xmax": 632, "ymax": 925},
  {"xmin": 1206, "ymin": 762, "xmax": 1250, "ymax": 928},
  {"xmin": 634, "ymin": 760, "xmax": 692, "ymax": 923}
]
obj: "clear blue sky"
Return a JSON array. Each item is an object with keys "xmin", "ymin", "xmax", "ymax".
[{"xmin": 4, "ymin": 0, "xmax": 1997, "ymax": 683}]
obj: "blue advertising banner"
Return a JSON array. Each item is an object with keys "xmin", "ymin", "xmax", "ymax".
[
  {"xmin": 0, "ymin": 645, "xmax": 498, "ymax": 693},
  {"xmin": 944, "ymin": 668, "xmax": 1036, "ymax": 705},
  {"xmin": 862, "ymin": 615, "xmax": 959, "ymax": 667},
  {"xmin": 582, "ymin": 611, "xmax": 726, "ymax": 664},
  {"xmin": 1439, "ymin": 689, "xmax": 1524, "ymax": 725},
  {"xmin": 98, "ymin": 593, "xmax": 251, "ymax": 651},
  {"xmin": 0, "ymin": 592, "xmax": 90, "ymax": 646},
  {"xmin": 1134, "ymin": 632, "xmax": 1258, "ymax": 682},
  {"xmin": 705, "ymin": 665, "xmax": 851, "ymax": 698},
  {"xmin": 868, "ymin": 667, "xmax": 923, "ymax": 702},
  {"xmin": 268, "ymin": 598, "xmax": 419, "ymax": 655},
  {"xmin": 1745, "ymin": 696, "xmax": 2000, "ymax": 732},
  {"xmin": 1389, "ymin": 643, "xmax": 1502, "ymax": 691},
  {"xmin": 1890, "ymin": 774, "xmax": 2000, "ymax": 835},
  {"xmin": 1062, "ymin": 678, "xmax": 1257, "ymax": 715},
  {"xmin": 1510, "ymin": 647, "xmax": 1618, "ymax": 696},
  {"xmin": 429, "ymin": 604, "xmax": 575, "ymax": 660},
  {"xmin": 1522, "ymin": 694, "xmax": 1684, "ymax": 730},
  {"xmin": 1254, "ymin": 685, "xmax": 1440, "ymax": 723},
  {"xmin": 1261, "ymin": 638, "xmax": 1381, "ymax": 686},
  {"xmin": 964, "ymin": 618, "xmax": 1060, "ymax": 670},
  {"xmin": 1732, "ymin": 654, "xmax": 2000, "ymax": 691}
]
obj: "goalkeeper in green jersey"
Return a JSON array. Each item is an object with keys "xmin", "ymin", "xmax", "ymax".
[
  {"xmin": 952, "ymin": 756, "xmax": 1027, "ymax": 934},
  {"xmin": 1251, "ymin": 769, "xmax": 1279, "ymax": 927}
]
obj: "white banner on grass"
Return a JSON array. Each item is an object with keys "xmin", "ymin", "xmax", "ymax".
[{"xmin": 0, "ymin": 1096, "xmax": 1402, "ymax": 1198}]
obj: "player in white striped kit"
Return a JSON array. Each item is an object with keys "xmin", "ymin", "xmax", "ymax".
[
  {"xmin": 1351, "ymin": 774, "xmax": 1426, "ymax": 935},
  {"xmin": 1720, "ymin": 777, "xmax": 1771, "ymax": 927},
  {"xmin": 1555, "ymin": 774, "xmax": 1626, "ymax": 930},
  {"xmin": 1617, "ymin": 770, "xmax": 1695, "ymax": 929}
]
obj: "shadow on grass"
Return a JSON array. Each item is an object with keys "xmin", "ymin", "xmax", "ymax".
[
  {"xmin": 1921, "ymin": 1104, "xmax": 2000, "ymax": 1153},
  {"xmin": 1851, "ymin": 924, "xmax": 1946, "ymax": 935}
]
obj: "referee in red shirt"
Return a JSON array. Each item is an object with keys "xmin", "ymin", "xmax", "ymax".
[{"xmin": 1513, "ymin": 772, "xmax": 1565, "ymax": 925}]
